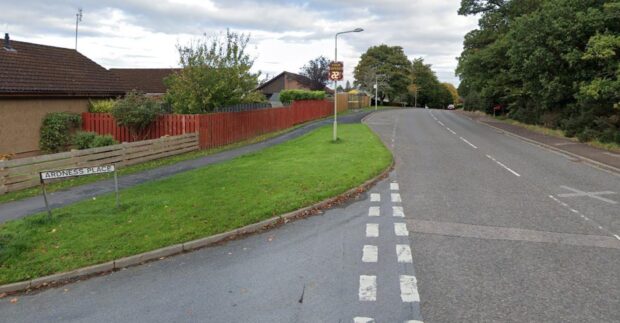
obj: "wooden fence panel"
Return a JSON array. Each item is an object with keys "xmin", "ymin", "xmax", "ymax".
[{"xmin": 0, "ymin": 133, "xmax": 199, "ymax": 194}]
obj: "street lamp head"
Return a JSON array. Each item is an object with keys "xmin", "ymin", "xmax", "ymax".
[{"xmin": 353, "ymin": 28, "xmax": 364, "ymax": 32}]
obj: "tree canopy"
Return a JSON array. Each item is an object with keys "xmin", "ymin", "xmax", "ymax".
[
  {"xmin": 164, "ymin": 30, "xmax": 265, "ymax": 113},
  {"xmin": 299, "ymin": 56, "xmax": 330, "ymax": 88},
  {"xmin": 353, "ymin": 45, "xmax": 411, "ymax": 103},
  {"xmin": 456, "ymin": 0, "xmax": 620, "ymax": 144}
]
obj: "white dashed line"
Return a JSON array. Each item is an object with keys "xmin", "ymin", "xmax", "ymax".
[
  {"xmin": 370, "ymin": 193, "xmax": 381, "ymax": 202},
  {"xmin": 394, "ymin": 223, "xmax": 409, "ymax": 236},
  {"xmin": 368, "ymin": 206, "xmax": 380, "ymax": 217},
  {"xmin": 437, "ymin": 121, "xmax": 445, "ymax": 126},
  {"xmin": 446, "ymin": 128, "xmax": 456, "ymax": 135},
  {"xmin": 353, "ymin": 317, "xmax": 375, "ymax": 323},
  {"xmin": 404, "ymin": 321, "xmax": 424, "ymax": 323},
  {"xmin": 393, "ymin": 206, "xmax": 405, "ymax": 217},
  {"xmin": 459, "ymin": 137, "xmax": 478, "ymax": 149},
  {"xmin": 396, "ymin": 245, "xmax": 413, "ymax": 263},
  {"xmin": 486, "ymin": 155, "xmax": 521, "ymax": 177},
  {"xmin": 549, "ymin": 195, "xmax": 620, "ymax": 240},
  {"xmin": 391, "ymin": 193, "xmax": 402, "ymax": 203},
  {"xmin": 614, "ymin": 234, "xmax": 620, "ymax": 241},
  {"xmin": 366, "ymin": 223, "xmax": 379, "ymax": 238},
  {"xmin": 399, "ymin": 275, "xmax": 420, "ymax": 302},
  {"xmin": 362, "ymin": 245, "xmax": 378, "ymax": 263},
  {"xmin": 359, "ymin": 275, "xmax": 377, "ymax": 301},
  {"xmin": 390, "ymin": 182, "xmax": 399, "ymax": 191}
]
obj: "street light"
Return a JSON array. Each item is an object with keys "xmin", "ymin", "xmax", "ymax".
[{"xmin": 333, "ymin": 28, "xmax": 364, "ymax": 142}]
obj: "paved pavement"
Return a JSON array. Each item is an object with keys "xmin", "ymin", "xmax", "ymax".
[
  {"xmin": 0, "ymin": 111, "xmax": 372, "ymax": 224},
  {"xmin": 2, "ymin": 108, "xmax": 618, "ymax": 322}
]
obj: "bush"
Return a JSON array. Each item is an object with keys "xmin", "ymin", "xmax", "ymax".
[
  {"xmin": 91, "ymin": 135, "xmax": 118, "ymax": 148},
  {"xmin": 279, "ymin": 90, "xmax": 325, "ymax": 104},
  {"xmin": 73, "ymin": 131, "xmax": 97, "ymax": 149},
  {"xmin": 39, "ymin": 112, "xmax": 82, "ymax": 153},
  {"xmin": 112, "ymin": 90, "xmax": 162, "ymax": 140},
  {"xmin": 88, "ymin": 99, "xmax": 116, "ymax": 113}
]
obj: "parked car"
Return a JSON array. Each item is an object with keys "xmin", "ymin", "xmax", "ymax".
[{"xmin": 447, "ymin": 104, "xmax": 455, "ymax": 110}]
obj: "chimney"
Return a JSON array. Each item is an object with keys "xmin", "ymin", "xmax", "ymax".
[{"xmin": 4, "ymin": 33, "xmax": 11, "ymax": 49}]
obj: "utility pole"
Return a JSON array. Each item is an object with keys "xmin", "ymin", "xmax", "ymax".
[
  {"xmin": 333, "ymin": 28, "xmax": 363, "ymax": 142},
  {"xmin": 75, "ymin": 8, "xmax": 83, "ymax": 51}
]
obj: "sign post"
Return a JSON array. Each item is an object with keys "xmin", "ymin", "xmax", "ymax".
[{"xmin": 39, "ymin": 165, "xmax": 119, "ymax": 219}]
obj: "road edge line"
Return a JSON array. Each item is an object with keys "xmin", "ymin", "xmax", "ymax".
[{"xmin": 0, "ymin": 161, "xmax": 395, "ymax": 295}]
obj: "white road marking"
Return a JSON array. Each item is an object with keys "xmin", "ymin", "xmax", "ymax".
[
  {"xmin": 391, "ymin": 193, "xmax": 402, "ymax": 203},
  {"xmin": 359, "ymin": 275, "xmax": 377, "ymax": 301},
  {"xmin": 393, "ymin": 206, "xmax": 405, "ymax": 217},
  {"xmin": 368, "ymin": 206, "xmax": 380, "ymax": 217},
  {"xmin": 394, "ymin": 223, "xmax": 409, "ymax": 236},
  {"xmin": 353, "ymin": 317, "xmax": 375, "ymax": 323},
  {"xmin": 446, "ymin": 128, "xmax": 457, "ymax": 135},
  {"xmin": 557, "ymin": 185, "xmax": 618, "ymax": 205},
  {"xmin": 370, "ymin": 193, "xmax": 381, "ymax": 202},
  {"xmin": 399, "ymin": 275, "xmax": 420, "ymax": 302},
  {"xmin": 549, "ymin": 195, "xmax": 620, "ymax": 240},
  {"xmin": 459, "ymin": 137, "xmax": 478, "ymax": 149},
  {"xmin": 404, "ymin": 321, "xmax": 424, "ymax": 323},
  {"xmin": 486, "ymin": 155, "xmax": 521, "ymax": 177},
  {"xmin": 396, "ymin": 245, "xmax": 413, "ymax": 263},
  {"xmin": 362, "ymin": 245, "xmax": 378, "ymax": 263},
  {"xmin": 366, "ymin": 223, "xmax": 379, "ymax": 238},
  {"xmin": 437, "ymin": 121, "xmax": 445, "ymax": 126},
  {"xmin": 391, "ymin": 182, "xmax": 400, "ymax": 191}
]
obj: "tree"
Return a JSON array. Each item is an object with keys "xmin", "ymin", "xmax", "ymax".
[
  {"xmin": 299, "ymin": 56, "xmax": 330, "ymax": 88},
  {"xmin": 443, "ymin": 83, "xmax": 460, "ymax": 104},
  {"xmin": 165, "ymin": 30, "xmax": 264, "ymax": 113},
  {"xmin": 409, "ymin": 58, "xmax": 451, "ymax": 108},
  {"xmin": 112, "ymin": 90, "xmax": 162, "ymax": 140},
  {"xmin": 354, "ymin": 45, "xmax": 412, "ymax": 104},
  {"xmin": 345, "ymin": 80, "xmax": 352, "ymax": 91}
]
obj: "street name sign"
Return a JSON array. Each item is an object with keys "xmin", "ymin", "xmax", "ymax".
[{"xmin": 329, "ymin": 61, "xmax": 344, "ymax": 81}]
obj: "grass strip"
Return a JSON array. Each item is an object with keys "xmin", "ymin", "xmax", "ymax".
[
  {"xmin": 0, "ymin": 124, "xmax": 392, "ymax": 284},
  {"xmin": 0, "ymin": 126, "xmax": 301, "ymax": 205}
]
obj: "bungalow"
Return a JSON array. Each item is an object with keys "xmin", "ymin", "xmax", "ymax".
[
  {"xmin": 0, "ymin": 34, "xmax": 125, "ymax": 157},
  {"xmin": 257, "ymin": 71, "xmax": 332, "ymax": 104},
  {"xmin": 110, "ymin": 68, "xmax": 180, "ymax": 99}
]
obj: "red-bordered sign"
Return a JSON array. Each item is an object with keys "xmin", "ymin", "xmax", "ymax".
[{"xmin": 329, "ymin": 61, "xmax": 344, "ymax": 81}]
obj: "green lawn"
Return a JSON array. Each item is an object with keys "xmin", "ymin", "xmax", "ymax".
[
  {"xmin": 0, "ymin": 127, "xmax": 299, "ymax": 205},
  {"xmin": 0, "ymin": 124, "xmax": 392, "ymax": 284}
]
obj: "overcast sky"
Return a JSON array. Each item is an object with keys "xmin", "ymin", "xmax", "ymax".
[{"xmin": 1, "ymin": 0, "xmax": 478, "ymax": 85}]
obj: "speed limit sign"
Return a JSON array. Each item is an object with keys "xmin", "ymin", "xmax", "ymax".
[{"xmin": 329, "ymin": 62, "xmax": 344, "ymax": 81}]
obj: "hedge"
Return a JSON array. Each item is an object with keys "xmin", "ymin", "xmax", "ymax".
[{"xmin": 280, "ymin": 90, "xmax": 325, "ymax": 105}]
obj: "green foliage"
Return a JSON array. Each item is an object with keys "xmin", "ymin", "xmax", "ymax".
[
  {"xmin": 91, "ymin": 135, "xmax": 118, "ymax": 148},
  {"xmin": 112, "ymin": 90, "xmax": 162, "ymax": 140},
  {"xmin": 408, "ymin": 58, "xmax": 453, "ymax": 108},
  {"xmin": 39, "ymin": 112, "xmax": 82, "ymax": 153},
  {"xmin": 164, "ymin": 29, "xmax": 262, "ymax": 113},
  {"xmin": 300, "ymin": 56, "xmax": 330, "ymax": 88},
  {"xmin": 354, "ymin": 45, "xmax": 411, "ymax": 104},
  {"xmin": 88, "ymin": 99, "xmax": 116, "ymax": 113},
  {"xmin": 279, "ymin": 90, "xmax": 326, "ymax": 104},
  {"xmin": 74, "ymin": 132, "xmax": 117, "ymax": 149},
  {"xmin": 73, "ymin": 131, "xmax": 97, "ymax": 149},
  {"xmin": 456, "ymin": 0, "xmax": 620, "ymax": 144}
]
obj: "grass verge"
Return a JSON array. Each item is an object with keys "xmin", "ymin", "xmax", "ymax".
[
  {"xmin": 0, "ymin": 124, "xmax": 392, "ymax": 284},
  {"xmin": 0, "ymin": 126, "xmax": 301, "ymax": 205}
]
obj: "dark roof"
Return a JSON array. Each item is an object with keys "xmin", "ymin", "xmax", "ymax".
[
  {"xmin": 257, "ymin": 71, "xmax": 331, "ymax": 92},
  {"xmin": 110, "ymin": 68, "xmax": 180, "ymax": 94},
  {"xmin": 0, "ymin": 37, "xmax": 125, "ymax": 97}
]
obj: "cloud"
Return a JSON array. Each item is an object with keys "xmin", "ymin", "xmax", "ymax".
[{"xmin": 2, "ymin": 0, "xmax": 477, "ymax": 84}]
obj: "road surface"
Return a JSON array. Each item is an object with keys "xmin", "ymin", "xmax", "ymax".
[{"xmin": 1, "ymin": 109, "xmax": 618, "ymax": 322}]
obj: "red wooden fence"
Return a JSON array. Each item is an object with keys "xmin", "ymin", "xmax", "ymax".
[{"xmin": 82, "ymin": 100, "xmax": 335, "ymax": 149}]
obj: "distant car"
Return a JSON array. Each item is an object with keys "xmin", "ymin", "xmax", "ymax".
[{"xmin": 447, "ymin": 104, "xmax": 455, "ymax": 110}]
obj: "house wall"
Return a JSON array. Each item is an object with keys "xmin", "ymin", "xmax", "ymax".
[{"xmin": 0, "ymin": 98, "xmax": 89, "ymax": 157}]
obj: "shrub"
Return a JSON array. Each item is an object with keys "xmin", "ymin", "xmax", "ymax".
[
  {"xmin": 279, "ymin": 90, "xmax": 326, "ymax": 104},
  {"xmin": 112, "ymin": 90, "xmax": 162, "ymax": 140},
  {"xmin": 73, "ymin": 131, "xmax": 97, "ymax": 149},
  {"xmin": 39, "ymin": 112, "xmax": 82, "ymax": 153},
  {"xmin": 88, "ymin": 99, "xmax": 116, "ymax": 113},
  {"xmin": 91, "ymin": 135, "xmax": 118, "ymax": 148}
]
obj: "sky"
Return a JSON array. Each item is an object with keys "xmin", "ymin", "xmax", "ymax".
[{"xmin": 1, "ymin": 0, "xmax": 478, "ymax": 85}]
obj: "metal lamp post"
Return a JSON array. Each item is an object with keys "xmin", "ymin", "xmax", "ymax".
[{"xmin": 333, "ymin": 28, "xmax": 363, "ymax": 142}]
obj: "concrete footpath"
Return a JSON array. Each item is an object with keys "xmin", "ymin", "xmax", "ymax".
[
  {"xmin": 0, "ymin": 111, "xmax": 372, "ymax": 223},
  {"xmin": 460, "ymin": 110, "xmax": 620, "ymax": 173}
]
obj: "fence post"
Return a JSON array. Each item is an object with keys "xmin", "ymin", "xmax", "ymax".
[{"xmin": 0, "ymin": 161, "xmax": 6, "ymax": 195}]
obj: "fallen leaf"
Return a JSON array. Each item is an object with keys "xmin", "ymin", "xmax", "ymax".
[
  {"xmin": 10, "ymin": 298, "xmax": 18, "ymax": 304},
  {"xmin": 0, "ymin": 293, "xmax": 6, "ymax": 298},
  {"xmin": 267, "ymin": 235, "xmax": 275, "ymax": 242}
]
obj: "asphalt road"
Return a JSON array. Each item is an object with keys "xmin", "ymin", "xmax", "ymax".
[
  {"xmin": 2, "ymin": 108, "xmax": 618, "ymax": 322},
  {"xmin": 366, "ymin": 109, "xmax": 619, "ymax": 322}
]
